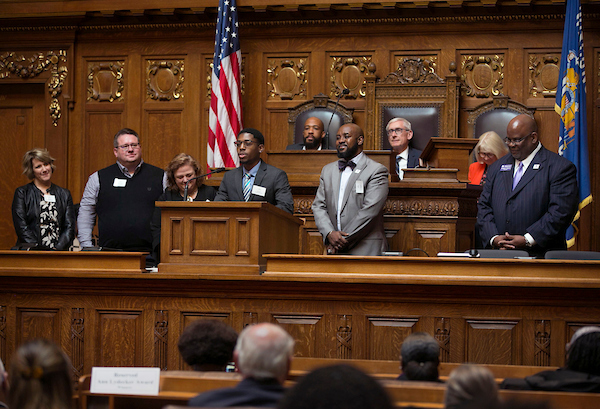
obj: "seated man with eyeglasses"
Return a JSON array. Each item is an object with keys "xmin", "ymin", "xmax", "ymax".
[
  {"xmin": 78, "ymin": 128, "xmax": 166, "ymax": 261},
  {"xmin": 386, "ymin": 118, "xmax": 422, "ymax": 180},
  {"xmin": 476, "ymin": 114, "xmax": 578, "ymax": 256},
  {"xmin": 214, "ymin": 128, "xmax": 294, "ymax": 214}
]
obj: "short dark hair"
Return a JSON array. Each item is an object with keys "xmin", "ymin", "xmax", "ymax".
[
  {"xmin": 278, "ymin": 364, "xmax": 393, "ymax": 409},
  {"xmin": 113, "ymin": 128, "xmax": 140, "ymax": 148},
  {"xmin": 400, "ymin": 332, "xmax": 440, "ymax": 382},
  {"xmin": 238, "ymin": 128, "xmax": 264, "ymax": 145},
  {"xmin": 566, "ymin": 331, "xmax": 600, "ymax": 376},
  {"xmin": 177, "ymin": 319, "xmax": 238, "ymax": 371}
]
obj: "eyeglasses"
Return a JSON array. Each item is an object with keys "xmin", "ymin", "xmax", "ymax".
[
  {"xmin": 387, "ymin": 128, "xmax": 409, "ymax": 136},
  {"xmin": 478, "ymin": 152, "xmax": 495, "ymax": 159},
  {"xmin": 117, "ymin": 143, "xmax": 140, "ymax": 150},
  {"xmin": 504, "ymin": 133, "xmax": 532, "ymax": 146},
  {"xmin": 234, "ymin": 140, "xmax": 257, "ymax": 148}
]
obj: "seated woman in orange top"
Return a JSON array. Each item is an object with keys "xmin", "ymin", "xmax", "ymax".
[{"xmin": 468, "ymin": 131, "xmax": 508, "ymax": 185}]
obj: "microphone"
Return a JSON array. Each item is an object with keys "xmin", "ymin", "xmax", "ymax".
[
  {"xmin": 324, "ymin": 88, "xmax": 350, "ymax": 150},
  {"xmin": 183, "ymin": 167, "xmax": 226, "ymax": 202}
]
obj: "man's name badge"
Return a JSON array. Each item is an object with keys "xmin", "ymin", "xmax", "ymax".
[
  {"xmin": 533, "ymin": 164, "xmax": 540, "ymax": 170},
  {"xmin": 355, "ymin": 180, "xmax": 364, "ymax": 194},
  {"xmin": 113, "ymin": 178, "xmax": 127, "ymax": 187},
  {"xmin": 500, "ymin": 164, "xmax": 512, "ymax": 172},
  {"xmin": 252, "ymin": 185, "xmax": 266, "ymax": 197},
  {"xmin": 43, "ymin": 194, "xmax": 56, "ymax": 202}
]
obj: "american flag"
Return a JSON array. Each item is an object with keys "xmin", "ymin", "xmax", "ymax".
[{"xmin": 208, "ymin": 0, "xmax": 243, "ymax": 168}]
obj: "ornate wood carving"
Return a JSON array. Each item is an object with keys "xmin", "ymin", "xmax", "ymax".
[
  {"xmin": 0, "ymin": 50, "xmax": 68, "ymax": 126},
  {"xmin": 384, "ymin": 199, "xmax": 459, "ymax": 216},
  {"xmin": 330, "ymin": 56, "xmax": 372, "ymax": 99},
  {"xmin": 147, "ymin": 60, "xmax": 184, "ymax": 101},
  {"xmin": 529, "ymin": 53, "xmax": 560, "ymax": 98},
  {"xmin": 461, "ymin": 54, "xmax": 504, "ymax": 98},
  {"xmin": 337, "ymin": 315, "xmax": 352, "ymax": 359},
  {"xmin": 435, "ymin": 317, "xmax": 450, "ymax": 363},
  {"xmin": 155, "ymin": 310, "xmax": 168, "ymax": 370},
  {"xmin": 267, "ymin": 57, "xmax": 307, "ymax": 100},
  {"xmin": 87, "ymin": 61, "xmax": 125, "ymax": 102},
  {"xmin": 294, "ymin": 197, "xmax": 313, "ymax": 215},
  {"xmin": 0, "ymin": 305, "xmax": 5, "ymax": 364},
  {"xmin": 395, "ymin": 55, "xmax": 438, "ymax": 76},
  {"xmin": 244, "ymin": 312, "xmax": 259, "ymax": 328},
  {"xmin": 534, "ymin": 319, "xmax": 550, "ymax": 366},
  {"xmin": 71, "ymin": 308, "xmax": 85, "ymax": 387},
  {"xmin": 388, "ymin": 57, "xmax": 443, "ymax": 84}
]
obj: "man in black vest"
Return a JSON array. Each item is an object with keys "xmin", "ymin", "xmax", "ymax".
[{"xmin": 77, "ymin": 128, "xmax": 165, "ymax": 261}]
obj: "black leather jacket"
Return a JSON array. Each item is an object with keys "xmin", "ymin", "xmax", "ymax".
[{"xmin": 11, "ymin": 182, "xmax": 75, "ymax": 250}]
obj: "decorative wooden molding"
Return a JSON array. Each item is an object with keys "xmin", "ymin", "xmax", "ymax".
[
  {"xmin": 395, "ymin": 55, "xmax": 438, "ymax": 76},
  {"xmin": 147, "ymin": 60, "xmax": 184, "ymax": 101},
  {"xmin": 155, "ymin": 310, "xmax": 168, "ymax": 370},
  {"xmin": 87, "ymin": 61, "xmax": 125, "ymax": 103},
  {"xmin": 435, "ymin": 317, "xmax": 451, "ymax": 363},
  {"xmin": 383, "ymin": 57, "xmax": 443, "ymax": 85},
  {"xmin": 461, "ymin": 54, "xmax": 504, "ymax": 98},
  {"xmin": 529, "ymin": 53, "xmax": 560, "ymax": 98},
  {"xmin": 267, "ymin": 57, "xmax": 307, "ymax": 100},
  {"xmin": 384, "ymin": 199, "xmax": 459, "ymax": 216},
  {"xmin": 534, "ymin": 319, "xmax": 551, "ymax": 366},
  {"xmin": 329, "ymin": 56, "xmax": 372, "ymax": 99},
  {"xmin": 294, "ymin": 197, "xmax": 314, "ymax": 215},
  {"xmin": 337, "ymin": 314, "xmax": 352, "ymax": 359},
  {"xmin": 71, "ymin": 308, "xmax": 85, "ymax": 388}
]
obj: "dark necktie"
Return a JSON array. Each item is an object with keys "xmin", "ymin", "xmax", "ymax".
[{"xmin": 338, "ymin": 160, "xmax": 356, "ymax": 171}]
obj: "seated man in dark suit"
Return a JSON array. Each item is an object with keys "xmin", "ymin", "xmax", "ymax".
[
  {"xmin": 215, "ymin": 128, "xmax": 294, "ymax": 214},
  {"xmin": 189, "ymin": 323, "xmax": 295, "ymax": 407},
  {"xmin": 476, "ymin": 114, "xmax": 578, "ymax": 256},
  {"xmin": 386, "ymin": 117, "xmax": 422, "ymax": 180},
  {"xmin": 286, "ymin": 117, "xmax": 326, "ymax": 150}
]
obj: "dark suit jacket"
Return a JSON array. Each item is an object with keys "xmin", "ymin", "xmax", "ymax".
[
  {"xmin": 285, "ymin": 142, "xmax": 325, "ymax": 150},
  {"xmin": 501, "ymin": 368, "xmax": 600, "ymax": 393},
  {"xmin": 188, "ymin": 377, "xmax": 285, "ymax": 408},
  {"xmin": 214, "ymin": 161, "xmax": 294, "ymax": 214},
  {"xmin": 407, "ymin": 146, "xmax": 422, "ymax": 168},
  {"xmin": 476, "ymin": 145, "xmax": 578, "ymax": 254}
]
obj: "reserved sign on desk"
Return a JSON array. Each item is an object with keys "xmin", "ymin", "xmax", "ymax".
[{"xmin": 90, "ymin": 367, "xmax": 160, "ymax": 395}]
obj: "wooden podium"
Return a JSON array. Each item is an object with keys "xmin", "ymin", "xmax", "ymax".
[
  {"xmin": 420, "ymin": 137, "xmax": 478, "ymax": 183},
  {"xmin": 157, "ymin": 202, "xmax": 303, "ymax": 274}
]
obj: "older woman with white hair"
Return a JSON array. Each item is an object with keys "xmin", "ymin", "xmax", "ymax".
[{"xmin": 468, "ymin": 131, "xmax": 508, "ymax": 185}]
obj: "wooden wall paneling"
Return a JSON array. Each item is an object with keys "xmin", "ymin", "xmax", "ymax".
[
  {"xmin": 95, "ymin": 309, "xmax": 143, "ymax": 367},
  {"xmin": 465, "ymin": 318, "xmax": 522, "ymax": 365},
  {"xmin": 144, "ymin": 107, "xmax": 185, "ymax": 170},
  {"xmin": 272, "ymin": 314, "xmax": 324, "ymax": 358},
  {"xmin": 17, "ymin": 306, "xmax": 61, "ymax": 345},
  {"xmin": 366, "ymin": 316, "xmax": 419, "ymax": 361},
  {"xmin": 84, "ymin": 110, "xmax": 125, "ymax": 181},
  {"xmin": 434, "ymin": 317, "xmax": 452, "ymax": 363},
  {"xmin": 70, "ymin": 307, "xmax": 85, "ymax": 385}
]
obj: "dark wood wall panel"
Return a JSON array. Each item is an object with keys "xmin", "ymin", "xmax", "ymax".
[
  {"xmin": 85, "ymin": 112, "xmax": 124, "ymax": 180},
  {"xmin": 96, "ymin": 310, "xmax": 143, "ymax": 367},
  {"xmin": 17, "ymin": 308, "xmax": 60, "ymax": 345},
  {"xmin": 145, "ymin": 110, "xmax": 184, "ymax": 170}
]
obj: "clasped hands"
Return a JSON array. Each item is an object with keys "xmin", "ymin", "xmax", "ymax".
[
  {"xmin": 493, "ymin": 232, "xmax": 527, "ymax": 250},
  {"xmin": 326, "ymin": 231, "xmax": 349, "ymax": 255}
]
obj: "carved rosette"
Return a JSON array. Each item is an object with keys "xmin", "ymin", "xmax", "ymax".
[
  {"xmin": 71, "ymin": 308, "xmax": 84, "ymax": 388},
  {"xmin": 147, "ymin": 60, "xmax": 184, "ymax": 101},
  {"xmin": 384, "ymin": 199, "xmax": 459, "ymax": 216},
  {"xmin": 87, "ymin": 61, "xmax": 124, "ymax": 102},
  {"xmin": 155, "ymin": 310, "xmax": 168, "ymax": 370},
  {"xmin": 0, "ymin": 50, "xmax": 68, "ymax": 126},
  {"xmin": 534, "ymin": 320, "xmax": 551, "ymax": 366},
  {"xmin": 206, "ymin": 57, "xmax": 246, "ymax": 99},
  {"xmin": 435, "ymin": 317, "xmax": 451, "ymax": 362},
  {"xmin": 461, "ymin": 54, "xmax": 504, "ymax": 98},
  {"xmin": 330, "ymin": 56, "xmax": 372, "ymax": 99},
  {"xmin": 294, "ymin": 198, "xmax": 313, "ymax": 214},
  {"xmin": 267, "ymin": 58, "xmax": 307, "ymax": 100},
  {"xmin": 337, "ymin": 315, "xmax": 352, "ymax": 359},
  {"xmin": 529, "ymin": 53, "xmax": 560, "ymax": 98}
]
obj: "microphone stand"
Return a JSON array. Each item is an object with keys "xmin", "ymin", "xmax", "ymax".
[
  {"xmin": 183, "ymin": 167, "xmax": 226, "ymax": 202},
  {"xmin": 324, "ymin": 88, "xmax": 350, "ymax": 149}
]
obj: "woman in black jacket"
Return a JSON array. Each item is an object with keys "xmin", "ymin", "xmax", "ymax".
[{"xmin": 11, "ymin": 148, "xmax": 75, "ymax": 250}]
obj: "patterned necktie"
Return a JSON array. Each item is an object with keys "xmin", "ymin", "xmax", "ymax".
[
  {"xmin": 243, "ymin": 173, "xmax": 252, "ymax": 201},
  {"xmin": 512, "ymin": 162, "xmax": 524, "ymax": 190}
]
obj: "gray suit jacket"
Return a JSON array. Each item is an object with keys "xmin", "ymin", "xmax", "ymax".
[
  {"xmin": 312, "ymin": 154, "xmax": 389, "ymax": 255},
  {"xmin": 215, "ymin": 161, "xmax": 294, "ymax": 214}
]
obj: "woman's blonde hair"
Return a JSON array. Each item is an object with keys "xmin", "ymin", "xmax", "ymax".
[
  {"xmin": 474, "ymin": 131, "xmax": 508, "ymax": 162},
  {"xmin": 22, "ymin": 148, "xmax": 56, "ymax": 180}
]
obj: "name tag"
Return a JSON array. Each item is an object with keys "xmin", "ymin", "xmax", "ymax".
[
  {"xmin": 113, "ymin": 178, "xmax": 127, "ymax": 187},
  {"xmin": 43, "ymin": 194, "xmax": 56, "ymax": 202},
  {"xmin": 355, "ymin": 180, "xmax": 364, "ymax": 194},
  {"xmin": 533, "ymin": 164, "xmax": 540, "ymax": 170},
  {"xmin": 500, "ymin": 164, "xmax": 512, "ymax": 172},
  {"xmin": 252, "ymin": 185, "xmax": 266, "ymax": 197},
  {"xmin": 90, "ymin": 367, "xmax": 160, "ymax": 395}
]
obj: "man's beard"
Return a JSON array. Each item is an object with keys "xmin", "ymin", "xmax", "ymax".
[
  {"xmin": 304, "ymin": 137, "xmax": 321, "ymax": 150},
  {"xmin": 337, "ymin": 142, "xmax": 359, "ymax": 159}
]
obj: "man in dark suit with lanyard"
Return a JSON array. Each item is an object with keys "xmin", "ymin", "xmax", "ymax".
[{"xmin": 476, "ymin": 114, "xmax": 578, "ymax": 256}]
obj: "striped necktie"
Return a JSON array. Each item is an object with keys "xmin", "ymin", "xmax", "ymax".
[
  {"xmin": 512, "ymin": 162, "xmax": 524, "ymax": 190},
  {"xmin": 243, "ymin": 173, "xmax": 252, "ymax": 201}
]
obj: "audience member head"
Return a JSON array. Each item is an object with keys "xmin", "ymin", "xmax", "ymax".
[
  {"xmin": 234, "ymin": 323, "xmax": 294, "ymax": 384},
  {"xmin": 21, "ymin": 148, "xmax": 56, "ymax": 180},
  {"xmin": 178, "ymin": 319, "xmax": 238, "ymax": 371},
  {"xmin": 444, "ymin": 364, "xmax": 499, "ymax": 409},
  {"xmin": 336, "ymin": 123, "xmax": 364, "ymax": 161},
  {"xmin": 400, "ymin": 332, "xmax": 440, "ymax": 382},
  {"xmin": 165, "ymin": 153, "xmax": 202, "ymax": 194},
  {"xmin": 302, "ymin": 117, "xmax": 325, "ymax": 149},
  {"xmin": 8, "ymin": 339, "xmax": 73, "ymax": 409},
  {"xmin": 386, "ymin": 117, "xmax": 414, "ymax": 154},
  {"xmin": 506, "ymin": 114, "xmax": 538, "ymax": 161},
  {"xmin": 474, "ymin": 131, "xmax": 508, "ymax": 166},
  {"xmin": 278, "ymin": 364, "xmax": 394, "ymax": 409},
  {"xmin": 236, "ymin": 128, "xmax": 265, "ymax": 171},
  {"xmin": 565, "ymin": 326, "xmax": 600, "ymax": 376}
]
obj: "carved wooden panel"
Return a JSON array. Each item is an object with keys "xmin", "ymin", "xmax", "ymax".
[
  {"xmin": 272, "ymin": 314, "xmax": 322, "ymax": 357},
  {"xmin": 146, "ymin": 60, "xmax": 184, "ymax": 101},
  {"xmin": 96, "ymin": 310, "xmax": 143, "ymax": 367},
  {"xmin": 385, "ymin": 198, "xmax": 459, "ymax": 216},
  {"xmin": 235, "ymin": 217, "xmax": 250, "ymax": 256},
  {"xmin": 465, "ymin": 319, "xmax": 520, "ymax": 365},
  {"xmin": 267, "ymin": 57, "xmax": 307, "ymax": 100},
  {"xmin": 18, "ymin": 308, "xmax": 61, "ymax": 344},
  {"xmin": 145, "ymin": 111, "xmax": 183, "ymax": 170},
  {"xmin": 168, "ymin": 217, "xmax": 184, "ymax": 255},
  {"xmin": 390, "ymin": 221, "xmax": 453, "ymax": 256},
  {"xmin": 435, "ymin": 317, "xmax": 451, "ymax": 363},
  {"xmin": 534, "ymin": 319, "xmax": 551, "ymax": 366},
  {"xmin": 85, "ymin": 112, "xmax": 124, "ymax": 179},
  {"xmin": 190, "ymin": 217, "xmax": 229, "ymax": 256},
  {"xmin": 565, "ymin": 321, "xmax": 600, "ymax": 345},
  {"xmin": 528, "ymin": 52, "xmax": 560, "ymax": 98},
  {"xmin": 329, "ymin": 56, "xmax": 372, "ymax": 99},
  {"xmin": 71, "ymin": 308, "xmax": 85, "ymax": 386},
  {"xmin": 87, "ymin": 61, "xmax": 125, "ymax": 102},
  {"xmin": 461, "ymin": 53, "xmax": 504, "ymax": 98},
  {"xmin": 393, "ymin": 54, "xmax": 439, "ymax": 77},
  {"xmin": 367, "ymin": 317, "xmax": 418, "ymax": 360},
  {"xmin": 337, "ymin": 314, "xmax": 352, "ymax": 359},
  {"xmin": 155, "ymin": 310, "xmax": 168, "ymax": 370}
]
